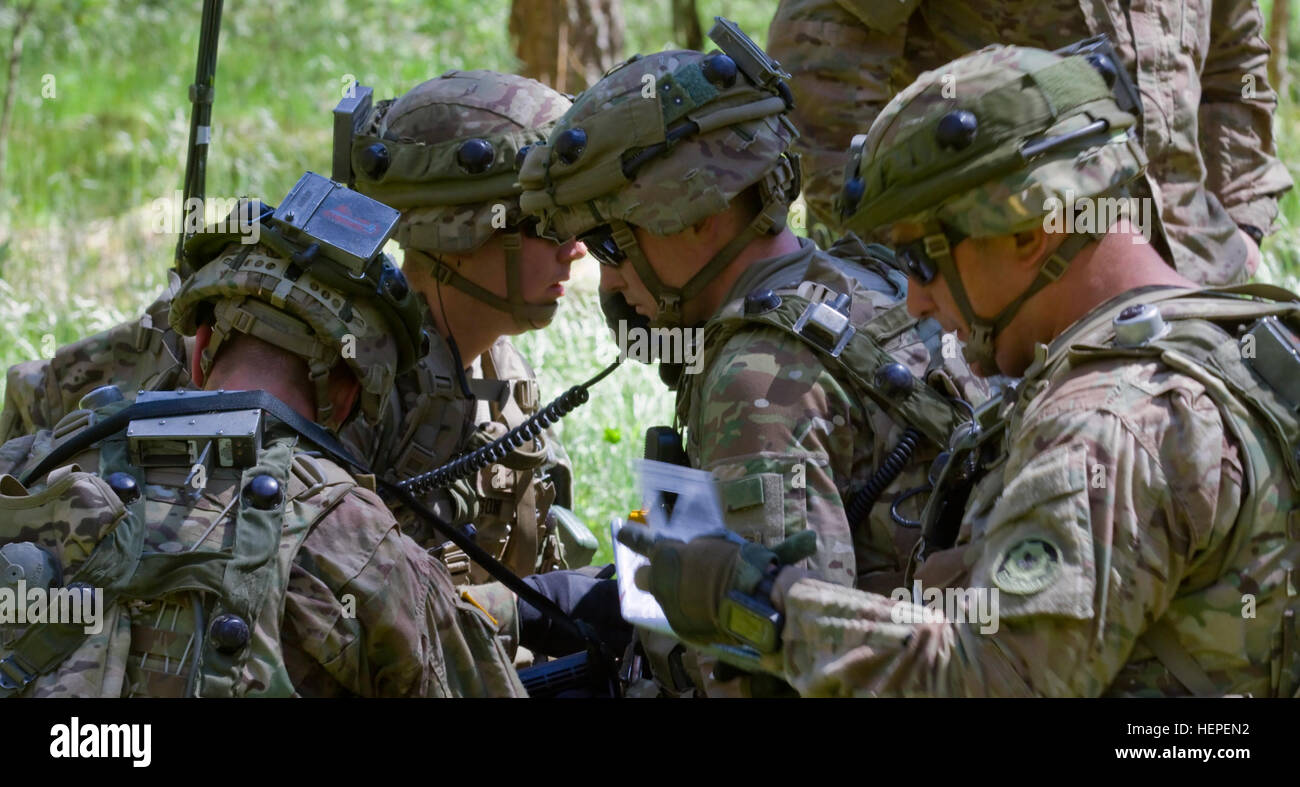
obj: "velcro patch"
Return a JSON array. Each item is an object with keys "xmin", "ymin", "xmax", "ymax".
[
  {"xmin": 993, "ymin": 537, "xmax": 1062, "ymax": 595},
  {"xmin": 722, "ymin": 476, "xmax": 765, "ymax": 511}
]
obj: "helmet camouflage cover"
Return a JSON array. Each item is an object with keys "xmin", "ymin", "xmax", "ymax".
[
  {"xmin": 171, "ymin": 221, "xmax": 420, "ymax": 429},
  {"xmin": 518, "ymin": 49, "xmax": 799, "ymax": 241},
  {"xmin": 348, "ymin": 70, "xmax": 572, "ymax": 330},
  {"xmin": 836, "ymin": 44, "xmax": 1148, "ymax": 371},
  {"xmin": 351, "ymin": 69, "xmax": 572, "ymax": 254},
  {"xmin": 519, "ymin": 33, "xmax": 801, "ymax": 329},
  {"xmin": 838, "ymin": 44, "xmax": 1146, "ymax": 239}
]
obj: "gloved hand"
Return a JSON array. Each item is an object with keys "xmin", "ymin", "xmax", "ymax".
[
  {"xmin": 616, "ymin": 524, "xmax": 817, "ymax": 653},
  {"xmin": 517, "ymin": 568, "xmax": 631, "ymax": 657}
]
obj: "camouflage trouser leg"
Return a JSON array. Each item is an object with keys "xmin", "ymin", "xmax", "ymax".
[{"xmin": 767, "ymin": 0, "xmax": 908, "ymax": 246}]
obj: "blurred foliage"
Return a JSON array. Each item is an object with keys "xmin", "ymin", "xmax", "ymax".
[{"xmin": 1257, "ymin": 0, "xmax": 1300, "ymax": 291}]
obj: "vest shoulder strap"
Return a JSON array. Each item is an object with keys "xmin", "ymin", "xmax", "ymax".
[
  {"xmin": 1042, "ymin": 288, "xmax": 1300, "ymax": 488},
  {"xmin": 690, "ymin": 286, "xmax": 962, "ymax": 447}
]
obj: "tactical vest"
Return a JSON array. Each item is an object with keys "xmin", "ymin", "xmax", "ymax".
[
  {"xmin": 339, "ymin": 328, "xmax": 481, "ymax": 544},
  {"xmin": 675, "ymin": 240, "xmax": 977, "ymax": 591},
  {"xmin": 685, "ymin": 295, "xmax": 963, "ymax": 448},
  {"xmin": 922, "ymin": 284, "xmax": 1300, "ymax": 697},
  {"xmin": 438, "ymin": 338, "xmax": 594, "ymax": 584},
  {"xmin": 0, "ymin": 396, "xmax": 359, "ymax": 698}
]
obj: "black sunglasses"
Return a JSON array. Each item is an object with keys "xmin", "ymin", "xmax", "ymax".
[
  {"xmin": 897, "ymin": 224, "xmax": 967, "ymax": 285},
  {"xmin": 579, "ymin": 225, "xmax": 627, "ymax": 267}
]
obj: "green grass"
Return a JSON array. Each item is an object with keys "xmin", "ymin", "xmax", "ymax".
[
  {"xmin": 3, "ymin": 0, "xmax": 1300, "ymax": 565},
  {"xmin": 1255, "ymin": 0, "xmax": 1300, "ymax": 291}
]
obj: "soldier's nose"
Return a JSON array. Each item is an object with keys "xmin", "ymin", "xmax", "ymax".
[{"xmin": 560, "ymin": 238, "xmax": 585, "ymax": 264}]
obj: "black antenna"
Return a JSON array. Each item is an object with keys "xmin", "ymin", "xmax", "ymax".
[{"xmin": 174, "ymin": 0, "xmax": 225, "ymax": 275}]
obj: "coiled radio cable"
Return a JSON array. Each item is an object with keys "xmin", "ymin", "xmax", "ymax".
[{"xmin": 399, "ymin": 358, "xmax": 622, "ymax": 496}]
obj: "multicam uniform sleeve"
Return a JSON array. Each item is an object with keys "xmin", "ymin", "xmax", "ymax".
[
  {"xmin": 768, "ymin": 361, "xmax": 1243, "ymax": 696},
  {"xmin": 689, "ymin": 326, "xmax": 867, "ymax": 588},
  {"xmin": 1198, "ymin": 0, "xmax": 1294, "ymax": 234},
  {"xmin": 1, "ymin": 359, "xmax": 59, "ymax": 443},
  {"xmin": 281, "ymin": 485, "xmax": 526, "ymax": 697}
]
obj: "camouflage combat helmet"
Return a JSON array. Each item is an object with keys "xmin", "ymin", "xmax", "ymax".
[
  {"xmin": 349, "ymin": 70, "xmax": 572, "ymax": 330},
  {"xmin": 171, "ymin": 202, "xmax": 425, "ymax": 430},
  {"xmin": 838, "ymin": 43, "xmax": 1147, "ymax": 370},
  {"xmin": 519, "ymin": 19, "xmax": 801, "ymax": 329}
]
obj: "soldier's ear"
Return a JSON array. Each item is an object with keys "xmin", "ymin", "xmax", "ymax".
[
  {"xmin": 1013, "ymin": 226, "xmax": 1054, "ymax": 271},
  {"xmin": 191, "ymin": 323, "xmax": 213, "ymax": 388},
  {"xmin": 683, "ymin": 210, "xmax": 734, "ymax": 267},
  {"xmin": 325, "ymin": 361, "xmax": 362, "ymax": 430}
]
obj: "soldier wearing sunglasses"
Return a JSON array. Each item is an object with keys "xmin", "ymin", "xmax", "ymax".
[
  {"xmin": 623, "ymin": 43, "xmax": 1300, "ymax": 698},
  {"xmin": 519, "ymin": 22, "xmax": 988, "ymax": 695}
]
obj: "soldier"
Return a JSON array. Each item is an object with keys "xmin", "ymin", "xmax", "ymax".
[
  {"xmin": 519, "ymin": 24, "xmax": 985, "ymax": 694},
  {"xmin": 343, "ymin": 70, "xmax": 594, "ymax": 584},
  {"xmin": 0, "ymin": 177, "xmax": 525, "ymax": 697},
  {"xmin": 0, "ymin": 71, "xmax": 597, "ymax": 597},
  {"xmin": 623, "ymin": 44, "xmax": 1300, "ymax": 697},
  {"xmin": 766, "ymin": 0, "xmax": 1293, "ymax": 286}
]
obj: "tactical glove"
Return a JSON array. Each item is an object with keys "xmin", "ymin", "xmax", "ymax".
[
  {"xmin": 617, "ymin": 525, "xmax": 817, "ymax": 653},
  {"xmin": 518, "ymin": 568, "xmax": 632, "ymax": 657}
]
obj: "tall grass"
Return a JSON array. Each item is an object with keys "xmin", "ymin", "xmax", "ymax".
[{"xmin": 1254, "ymin": 0, "xmax": 1300, "ymax": 291}]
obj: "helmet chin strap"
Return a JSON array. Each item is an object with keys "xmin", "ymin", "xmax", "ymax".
[
  {"xmin": 608, "ymin": 191, "xmax": 790, "ymax": 331},
  {"xmin": 502, "ymin": 231, "xmax": 560, "ymax": 331},
  {"xmin": 405, "ymin": 240, "xmax": 559, "ymax": 332},
  {"xmin": 924, "ymin": 225, "xmax": 1099, "ymax": 372}
]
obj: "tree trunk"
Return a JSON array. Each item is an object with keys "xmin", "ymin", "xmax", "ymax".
[
  {"xmin": 0, "ymin": 1, "xmax": 37, "ymax": 193},
  {"xmin": 672, "ymin": 0, "xmax": 702, "ymax": 51},
  {"xmin": 1268, "ymin": 0, "xmax": 1290, "ymax": 96},
  {"xmin": 510, "ymin": 0, "xmax": 624, "ymax": 95}
]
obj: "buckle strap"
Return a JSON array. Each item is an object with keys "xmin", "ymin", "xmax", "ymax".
[
  {"xmin": 1040, "ymin": 252, "xmax": 1070, "ymax": 282},
  {"xmin": 922, "ymin": 234, "xmax": 951, "ymax": 260},
  {"xmin": 1139, "ymin": 618, "xmax": 1219, "ymax": 696},
  {"xmin": 792, "ymin": 295, "xmax": 856, "ymax": 358},
  {"xmin": 0, "ymin": 654, "xmax": 37, "ymax": 695},
  {"xmin": 433, "ymin": 259, "xmax": 455, "ymax": 284},
  {"xmin": 989, "ymin": 231, "xmax": 1097, "ymax": 334}
]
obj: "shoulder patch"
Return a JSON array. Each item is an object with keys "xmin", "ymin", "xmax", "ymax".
[{"xmin": 993, "ymin": 537, "xmax": 1062, "ymax": 595}]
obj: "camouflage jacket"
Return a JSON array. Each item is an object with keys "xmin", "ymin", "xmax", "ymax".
[
  {"xmin": 764, "ymin": 286, "xmax": 1300, "ymax": 696},
  {"xmin": 0, "ymin": 405, "xmax": 525, "ymax": 697},
  {"xmin": 768, "ymin": 0, "xmax": 1294, "ymax": 285},
  {"xmin": 676, "ymin": 236, "xmax": 987, "ymax": 592},
  {"xmin": 1, "ymin": 283, "xmax": 577, "ymax": 585}
]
